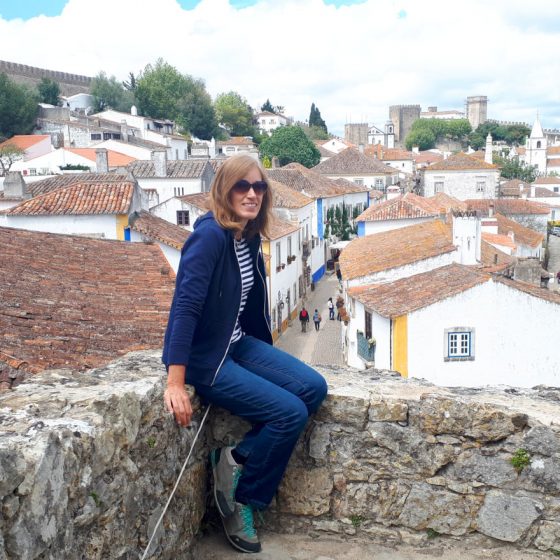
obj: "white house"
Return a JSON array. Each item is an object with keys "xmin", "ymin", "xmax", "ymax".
[
  {"xmin": 367, "ymin": 122, "xmax": 395, "ymax": 148},
  {"xmin": 256, "ymin": 112, "xmax": 290, "ymax": 135},
  {"xmin": 60, "ymin": 93, "xmax": 95, "ymax": 112},
  {"xmin": 216, "ymin": 137, "xmax": 258, "ymax": 158},
  {"xmin": 422, "ymin": 152, "xmax": 499, "ymax": 200},
  {"xmin": 151, "ymin": 192, "xmax": 211, "ymax": 230},
  {"xmin": 522, "ymin": 117, "xmax": 547, "ymax": 175},
  {"xmin": 317, "ymin": 138, "xmax": 354, "ymax": 154},
  {"xmin": 129, "ymin": 153, "xmax": 214, "ymax": 207},
  {"xmin": 0, "ymin": 178, "xmax": 147, "ymax": 240},
  {"xmin": 365, "ymin": 145, "xmax": 415, "ymax": 178},
  {"xmin": 0, "ymin": 135, "xmax": 52, "ymax": 163},
  {"xmin": 312, "ymin": 147, "xmax": 399, "ymax": 191},
  {"xmin": 128, "ymin": 210, "xmax": 189, "ymax": 273}
]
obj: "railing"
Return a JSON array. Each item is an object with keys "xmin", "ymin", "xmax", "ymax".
[{"xmin": 357, "ymin": 332, "xmax": 375, "ymax": 363}]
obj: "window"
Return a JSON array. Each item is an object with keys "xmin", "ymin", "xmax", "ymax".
[
  {"xmin": 365, "ymin": 311, "xmax": 372, "ymax": 340},
  {"xmin": 90, "ymin": 133, "xmax": 102, "ymax": 141},
  {"xmin": 476, "ymin": 182, "xmax": 485, "ymax": 193},
  {"xmin": 176, "ymin": 149, "xmax": 179, "ymax": 159},
  {"xmin": 287, "ymin": 236, "xmax": 292, "ymax": 258},
  {"xmin": 176, "ymin": 210, "xmax": 189, "ymax": 226},
  {"xmin": 554, "ymin": 187, "xmax": 559, "ymax": 193},
  {"xmin": 537, "ymin": 141, "xmax": 542, "ymax": 149},
  {"xmin": 375, "ymin": 179, "xmax": 384, "ymax": 189},
  {"xmin": 445, "ymin": 327, "xmax": 475, "ymax": 361},
  {"xmin": 29, "ymin": 168, "xmax": 37, "ymax": 176},
  {"xmin": 354, "ymin": 178, "xmax": 364, "ymax": 185},
  {"xmin": 298, "ymin": 230, "xmax": 301, "ymax": 250},
  {"xmin": 103, "ymin": 132, "xmax": 112, "ymax": 140},
  {"xmin": 434, "ymin": 181, "xmax": 444, "ymax": 193},
  {"xmin": 276, "ymin": 242, "xmax": 281, "ymax": 266}
]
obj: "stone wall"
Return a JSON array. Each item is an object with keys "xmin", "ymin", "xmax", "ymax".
[{"xmin": 1, "ymin": 351, "xmax": 560, "ymax": 559}]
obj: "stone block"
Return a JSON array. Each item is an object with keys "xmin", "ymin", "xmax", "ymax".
[
  {"xmin": 316, "ymin": 385, "xmax": 370, "ymax": 428},
  {"xmin": 476, "ymin": 491, "xmax": 542, "ymax": 542},
  {"xmin": 369, "ymin": 398, "xmax": 408, "ymax": 423},
  {"xmin": 534, "ymin": 520, "xmax": 560, "ymax": 551},
  {"xmin": 278, "ymin": 467, "xmax": 332, "ymax": 516},
  {"xmin": 446, "ymin": 451, "xmax": 517, "ymax": 486}
]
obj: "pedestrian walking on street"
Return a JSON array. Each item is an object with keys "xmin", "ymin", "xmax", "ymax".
[
  {"xmin": 328, "ymin": 297, "xmax": 335, "ymax": 320},
  {"xmin": 299, "ymin": 306, "xmax": 310, "ymax": 332},
  {"xmin": 336, "ymin": 295, "xmax": 344, "ymax": 321},
  {"xmin": 162, "ymin": 155, "xmax": 327, "ymax": 554},
  {"xmin": 313, "ymin": 309, "xmax": 321, "ymax": 331}
]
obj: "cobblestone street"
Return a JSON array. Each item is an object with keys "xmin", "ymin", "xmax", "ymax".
[{"xmin": 275, "ymin": 271, "xmax": 345, "ymax": 367}]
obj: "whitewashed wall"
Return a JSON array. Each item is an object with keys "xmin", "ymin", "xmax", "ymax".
[
  {"xmin": 137, "ymin": 177, "xmax": 202, "ymax": 206},
  {"xmin": 408, "ymin": 280, "xmax": 560, "ymax": 387},
  {"xmin": 423, "ymin": 170, "xmax": 499, "ymax": 200},
  {"xmin": 3, "ymin": 214, "xmax": 118, "ymax": 238}
]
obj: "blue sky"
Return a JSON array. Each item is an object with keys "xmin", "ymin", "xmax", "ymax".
[
  {"xmin": 0, "ymin": 0, "xmax": 365, "ymax": 20},
  {"xmin": 0, "ymin": 0, "xmax": 559, "ymax": 135}
]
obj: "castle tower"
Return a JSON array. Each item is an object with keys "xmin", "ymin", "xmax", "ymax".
[
  {"xmin": 525, "ymin": 115, "xmax": 547, "ymax": 175},
  {"xmin": 389, "ymin": 104, "xmax": 421, "ymax": 146},
  {"xmin": 344, "ymin": 123, "xmax": 368, "ymax": 146},
  {"xmin": 384, "ymin": 121, "xmax": 395, "ymax": 148},
  {"xmin": 466, "ymin": 96, "xmax": 488, "ymax": 130}
]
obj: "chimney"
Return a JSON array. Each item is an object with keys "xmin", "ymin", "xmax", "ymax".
[
  {"xmin": 120, "ymin": 119, "xmax": 128, "ymax": 143},
  {"xmin": 151, "ymin": 149, "xmax": 167, "ymax": 178},
  {"xmin": 488, "ymin": 202, "xmax": 494, "ymax": 218},
  {"xmin": 530, "ymin": 185, "xmax": 536, "ymax": 198},
  {"xmin": 412, "ymin": 146, "xmax": 419, "ymax": 154},
  {"xmin": 4, "ymin": 171, "xmax": 30, "ymax": 200},
  {"xmin": 484, "ymin": 133, "xmax": 493, "ymax": 164},
  {"xmin": 452, "ymin": 211, "xmax": 481, "ymax": 265},
  {"xmin": 271, "ymin": 156, "xmax": 280, "ymax": 169},
  {"xmin": 95, "ymin": 148, "xmax": 109, "ymax": 173}
]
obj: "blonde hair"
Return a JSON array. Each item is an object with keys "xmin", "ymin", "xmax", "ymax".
[{"xmin": 210, "ymin": 154, "xmax": 272, "ymax": 239}]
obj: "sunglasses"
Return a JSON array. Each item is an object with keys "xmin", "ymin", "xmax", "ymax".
[{"xmin": 232, "ymin": 179, "xmax": 268, "ymax": 195}]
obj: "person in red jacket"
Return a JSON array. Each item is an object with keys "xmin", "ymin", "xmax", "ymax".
[{"xmin": 299, "ymin": 306, "xmax": 310, "ymax": 332}]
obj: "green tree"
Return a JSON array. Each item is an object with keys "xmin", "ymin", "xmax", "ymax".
[
  {"xmin": 308, "ymin": 102, "xmax": 327, "ymax": 133},
  {"xmin": 122, "ymin": 71, "xmax": 139, "ymax": 92},
  {"xmin": 0, "ymin": 144, "xmax": 25, "ymax": 176},
  {"xmin": 471, "ymin": 122, "xmax": 530, "ymax": 147},
  {"xmin": 261, "ymin": 99, "xmax": 275, "ymax": 113},
  {"xmin": 91, "ymin": 71, "xmax": 133, "ymax": 112},
  {"xmin": 215, "ymin": 91, "xmax": 255, "ymax": 137},
  {"xmin": 300, "ymin": 123, "xmax": 330, "ymax": 141},
  {"xmin": 259, "ymin": 125, "xmax": 321, "ymax": 167},
  {"xmin": 493, "ymin": 154, "xmax": 538, "ymax": 182},
  {"xmin": 135, "ymin": 59, "xmax": 217, "ymax": 139},
  {"xmin": 405, "ymin": 128, "xmax": 436, "ymax": 151},
  {"xmin": 0, "ymin": 73, "xmax": 38, "ymax": 138},
  {"xmin": 37, "ymin": 78, "xmax": 61, "ymax": 106}
]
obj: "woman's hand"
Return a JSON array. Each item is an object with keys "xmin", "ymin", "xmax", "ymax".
[
  {"xmin": 164, "ymin": 384, "xmax": 193, "ymax": 427},
  {"xmin": 164, "ymin": 365, "xmax": 192, "ymax": 427}
]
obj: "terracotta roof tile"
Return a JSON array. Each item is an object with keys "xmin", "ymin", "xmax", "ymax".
[
  {"xmin": 0, "ymin": 226, "xmax": 175, "ymax": 380},
  {"xmin": 534, "ymin": 177, "xmax": 560, "ymax": 185},
  {"xmin": 482, "ymin": 232, "xmax": 516, "ymax": 250},
  {"xmin": 266, "ymin": 215, "xmax": 300, "ymax": 240},
  {"xmin": 4, "ymin": 181, "xmax": 134, "ymax": 216},
  {"xmin": 129, "ymin": 210, "xmax": 189, "ymax": 250},
  {"xmin": 412, "ymin": 151, "xmax": 444, "ymax": 165},
  {"xmin": 312, "ymin": 148, "xmax": 397, "ymax": 175},
  {"xmin": 179, "ymin": 192, "xmax": 211, "ymax": 211},
  {"xmin": 348, "ymin": 264, "xmax": 489, "ymax": 318},
  {"xmin": 495, "ymin": 213, "xmax": 544, "ymax": 248},
  {"xmin": 427, "ymin": 192, "xmax": 468, "ymax": 212},
  {"xmin": 269, "ymin": 179, "xmax": 314, "ymax": 209},
  {"xmin": 216, "ymin": 137, "xmax": 256, "ymax": 146},
  {"xmin": 0, "ymin": 135, "xmax": 50, "ymax": 150},
  {"xmin": 465, "ymin": 198, "xmax": 550, "ymax": 216},
  {"xmin": 425, "ymin": 152, "xmax": 498, "ymax": 171},
  {"xmin": 355, "ymin": 195, "xmax": 436, "ymax": 222},
  {"xmin": 339, "ymin": 220, "xmax": 455, "ymax": 280},
  {"xmin": 480, "ymin": 240, "xmax": 515, "ymax": 271},
  {"xmin": 26, "ymin": 173, "xmax": 128, "ymax": 196},
  {"xmin": 66, "ymin": 148, "xmax": 136, "ymax": 167},
  {"xmin": 364, "ymin": 145, "xmax": 414, "ymax": 161},
  {"xmin": 547, "ymin": 146, "xmax": 560, "ymax": 155},
  {"xmin": 128, "ymin": 160, "xmax": 210, "ymax": 178}
]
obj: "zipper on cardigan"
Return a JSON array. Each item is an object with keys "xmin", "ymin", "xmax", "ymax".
[{"xmin": 211, "ymin": 236, "xmax": 243, "ymax": 386}]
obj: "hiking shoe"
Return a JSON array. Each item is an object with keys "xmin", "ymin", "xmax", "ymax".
[
  {"xmin": 211, "ymin": 447, "xmax": 241, "ymax": 518},
  {"xmin": 222, "ymin": 501, "xmax": 261, "ymax": 553}
]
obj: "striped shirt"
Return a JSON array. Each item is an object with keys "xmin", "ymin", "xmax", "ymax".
[{"xmin": 230, "ymin": 238, "xmax": 254, "ymax": 343}]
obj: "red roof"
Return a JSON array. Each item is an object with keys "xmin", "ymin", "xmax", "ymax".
[
  {"xmin": 66, "ymin": 148, "xmax": 136, "ymax": 167},
  {"xmin": 0, "ymin": 135, "xmax": 50, "ymax": 151}
]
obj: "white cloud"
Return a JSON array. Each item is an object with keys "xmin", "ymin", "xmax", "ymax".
[{"xmin": 1, "ymin": 0, "xmax": 559, "ymax": 135}]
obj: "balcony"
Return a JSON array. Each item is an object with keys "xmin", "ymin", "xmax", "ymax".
[{"xmin": 357, "ymin": 332, "xmax": 375, "ymax": 364}]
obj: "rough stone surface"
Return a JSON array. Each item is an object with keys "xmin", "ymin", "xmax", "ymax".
[
  {"xmin": 476, "ymin": 491, "xmax": 543, "ymax": 542},
  {"xmin": 1, "ymin": 352, "xmax": 560, "ymax": 558}
]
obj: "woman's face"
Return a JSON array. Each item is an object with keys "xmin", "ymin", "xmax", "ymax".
[{"xmin": 229, "ymin": 166, "xmax": 266, "ymax": 227}]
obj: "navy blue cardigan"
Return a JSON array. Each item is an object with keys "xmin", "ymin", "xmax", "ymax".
[{"xmin": 162, "ymin": 212, "xmax": 273, "ymax": 386}]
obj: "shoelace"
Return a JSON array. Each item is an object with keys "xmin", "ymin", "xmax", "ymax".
[
  {"xmin": 239, "ymin": 504, "xmax": 257, "ymax": 538},
  {"xmin": 230, "ymin": 467, "xmax": 242, "ymax": 501}
]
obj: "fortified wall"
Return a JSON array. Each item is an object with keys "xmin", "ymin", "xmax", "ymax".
[
  {"xmin": 0, "ymin": 60, "xmax": 92, "ymax": 96},
  {"xmin": 1, "ymin": 351, "xmax": 560, "ymax": 559}
]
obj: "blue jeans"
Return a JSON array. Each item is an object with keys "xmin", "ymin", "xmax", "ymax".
[{"xmin": 192, "ymin": 335, "xmax": 328, "ymax": 510}]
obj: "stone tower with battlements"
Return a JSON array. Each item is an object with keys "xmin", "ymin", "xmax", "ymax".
[
  {"xmin": 465, "ymin": 96, "xmax": 488, "ymax": 130},
  {"xmin": 344, "ymin": 123, "xmax": 368, "ymax": 146},
  {"xmin": 389, "ymin": 104, "xmax": 421, "ymax": 146}
]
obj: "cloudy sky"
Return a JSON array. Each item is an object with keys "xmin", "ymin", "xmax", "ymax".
[{"xmin": 1, "ymin": 0, "xmax": 559, "ymax": 136}]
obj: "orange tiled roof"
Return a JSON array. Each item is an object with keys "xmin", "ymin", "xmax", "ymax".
[
  {"xmin": 179, "ymin": 192, "xmax": 211, "ymax": 211},
  {"xmin": 266, "ymin": 215, "xmax": 300, "ymax": 241},
  {"xmin": 534, "ymin": 177, "xmax": 560, "ymax": 185},
  {"xmin": 412, "ymin": 151, "xmax": 444, "ymax": 164},
  {"xmin": 482, "ymin": 232, "xmax": 516, "ymax": 250},
  {"xmin": 4, "ymin": 181, "xmax": 134, "ymax": 216},
  {"xmin": 465, "ymin": 198, "xmax": 550, "ymax": 216},
  {"xmin": 364, "ymin": 145, "xmax": 414, "ymax": 161},
  {"xmin": 312, "ymin": 148, "xmax": 397, "ymax": 175},
  {"xmin": 25, "ymin": 173, "xmax": 127, "ymax": 196},
  {"xmin": 128, "ymin": 160, "xmax": 210, "ymax": 178},
  {"xmin": 495, "ymin": 213, "xmax": 544, "ymax": 248},
  {"xmin": 480, "ymin": 240, "xmax": 515, "ymax": 272},
  {"xmin": 547, "ymin": 159, "xmax": 560, "ymax": 168},
  {"xmin": 348, "ymin": 263, "xmax": 489, "ymax": 318},
  {"xmin": 0, "ymin": 135, "xmax": 50, "ymax": 151},
  {"xmin": 129, "ymin": 210, "xmax": 189, "ymax": 250},
  {"xmin": 270, "ymin": 179, "xmax": 314, "ymax": 209},
  {"xmin": 217, "ymin": 137, "xmax": 256, "ymax": 146},
  {"xmin": 0, "ymin": 226, "xmax": 175, "ymax": 379},
  {"xmin": 339, "ymin": 220, "xmax": 455, "ymax": 280},
  {"xmin": 355, "ymin": 194, "xmax": 436, "ymax": 222},
  {"xmin": 66, "ymin": 148, "xmax": 136, "ymax": 167},
  {"xmin": 547, "ymin": 146, "xmax": 560, "ymax": 155},
  {"xmin": 427, "ymin": 192, "xmax": 468, "ymax": 212},
  {"xmin": 425, "ymin": 152, "xmax": 498, "ymax": 171}
]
